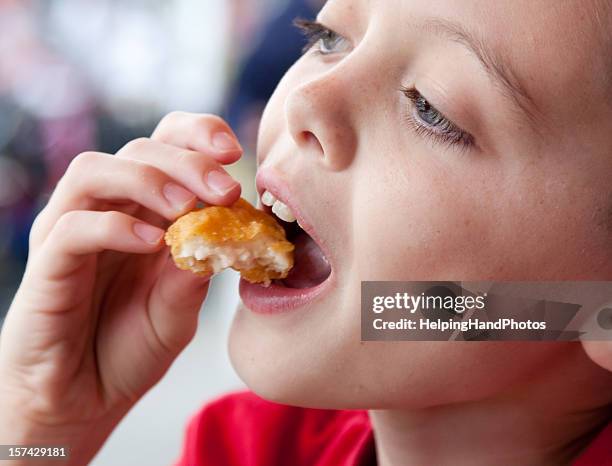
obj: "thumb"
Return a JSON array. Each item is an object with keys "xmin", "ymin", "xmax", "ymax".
[{"xmin": 147, "ymin": 256, "xmax": 211, "ymax": 355}]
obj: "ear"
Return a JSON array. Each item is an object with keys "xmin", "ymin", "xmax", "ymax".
[{"xmin": 581, "ymin": 341, "xmax": 612, "ymax": 372}]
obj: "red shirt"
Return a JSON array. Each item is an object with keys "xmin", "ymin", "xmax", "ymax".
[{"xmin": 174, "ymin": 391, "xmax": 611, "ymax": 466}]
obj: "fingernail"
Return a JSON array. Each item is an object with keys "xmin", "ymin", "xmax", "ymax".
[
  {"xmin": 212, "ymin": 132, "xmax": 241, "ymax": 152},
  {"xmin": 206, "ymin": 169, "xmax": 239, "ymax": 195},
  {"xmin": 134, "ymin": 223, "xmax": 164, "ymax": 244},
  {"xmin": 163, "ymin": 182, "xmax": 195, "ymax": 210}
]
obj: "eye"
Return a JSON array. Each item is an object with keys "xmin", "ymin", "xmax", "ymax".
[
  {"xmin": 294, "ymin": 18, "xmax": 350, "ymax": 55},
  {"xmin": 401, "ymin": 87, "xmax": 474, "ymax": 150},
  {"xmin": 414, "ymin": 94, "xmax": 445, "ymax": 126}
]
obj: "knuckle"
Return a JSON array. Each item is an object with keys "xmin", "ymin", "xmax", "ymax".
[
  {"xmin": 175, "ymin": 149, "xmax": 193, "ymax": 166},
  {"xmin": 67, "ymin": 151, "xmax": 101, "ymax": 174},
  {"xmin": 155, "ymin": 111, "xmax": 188, "ymax": 136},
  {"xmin": 96, "ymin": 210, "xmax": 122, "ymax": 236},
  {"xmin": 28, "ymin": 210, "xmax": 47, "ymax": 243},
  {"xmin": 194, "ymin": 113, "xmax": 227, "ymax": 132},
  {"xmin": 120, "ymin": 137, "xmax": 151, "ymax": 156},
  {"xmin": 161, "ymin": 111, "xmax": 187, "ymax": 126},
  {"xmin": 54, "ymin": 210, "xmax": 81, "ymax": 236},
  {"xmin": 63, "ymin": 152, "xmax": 107, "ymax": 192},
  {"xmin": 133, "ymin": 161, "xmax": 163, "ymax": 183},
  {"xmin": 176, "ymin": 149, "xmax": 216, "ymax": 172},
  {"xmin": 30, "ymin": 207, "xmax": 46, "ymax": 231}
]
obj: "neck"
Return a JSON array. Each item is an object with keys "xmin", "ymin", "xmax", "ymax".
[{"xmin": 369, "ymin": 346, "xmax": 612, "ymax": 466}]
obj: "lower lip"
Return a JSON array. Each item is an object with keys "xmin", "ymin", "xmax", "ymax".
[{"xmin": 239, "ymin": 277, "xmax": 333, "ymax": 314}]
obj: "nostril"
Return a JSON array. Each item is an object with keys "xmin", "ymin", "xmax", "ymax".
[{"xmin": 302, "ymin": 131, "xmax": 324, "ymax": 155}]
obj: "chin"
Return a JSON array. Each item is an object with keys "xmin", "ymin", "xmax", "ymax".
[
  {"xmin": 227, "ymin": 300, "xmax": 363, "ymax": 408},
  {"xmin": 227, "ymin": 302, "xmax": 312, "ymax": 405},
  {"xmin": 227, "ymin": 310, "xmax": 315, "ymax": 406}
]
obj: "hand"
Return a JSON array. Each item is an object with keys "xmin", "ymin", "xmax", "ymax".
[{"xmin": 0, "ymin": 113, "xmax": 242, "ymax": 465}]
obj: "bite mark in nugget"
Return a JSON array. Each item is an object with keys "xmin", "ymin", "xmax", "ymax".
[{"xmin": 165, "ymin": 198, "xmax": 294, "ymax": 285}]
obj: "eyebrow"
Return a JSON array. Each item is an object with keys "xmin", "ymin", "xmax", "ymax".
[{"xmin": 422, "ymin": 18, "xmax": 542, "ymax": 128}]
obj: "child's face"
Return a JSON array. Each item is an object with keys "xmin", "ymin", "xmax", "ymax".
[{"xmin": 229, "ymin": 0, "xmax": 612, "ymax": 408}]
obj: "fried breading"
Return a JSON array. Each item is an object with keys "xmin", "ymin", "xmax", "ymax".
[{"xmin": 165, "ymin": 198, "xmax": 294, "ymax": 285}]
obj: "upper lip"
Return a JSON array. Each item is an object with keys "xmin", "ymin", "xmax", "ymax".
[{"xmin": 255, "ymin": 168, "xmax": 333, "ymax": 270}]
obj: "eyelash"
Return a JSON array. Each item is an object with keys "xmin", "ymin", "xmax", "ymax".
[
  {"xmin": 401, "ymin": 87, "xmax": 475, "ymax": 151},
  {"xmin": 294, "ymin": 18, "xmax": 475, "ymax": 151},
  {"xmin": 294, "ymin": 18, "xmax": 345, "ymax": 55}
]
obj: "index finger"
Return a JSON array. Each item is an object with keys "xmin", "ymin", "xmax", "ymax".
[{"xmin": 151, "ymin": 112, "xmax": 243, "ymax": 165}]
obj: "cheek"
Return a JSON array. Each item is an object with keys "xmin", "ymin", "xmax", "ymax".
[
  {"xmin": 257, "ymin": 93, "xmax": 285, "ymax": 165},
  {"xmin": 353, "ymin": 161, "xmax": 498, "ymax": 280},
  {"xmin": 256, "ymin": 61, "xmax": 305, "ymax": 165},
  {"xmin": 354, "ymin": 157, "xmax": 612, "ymax": 281}
]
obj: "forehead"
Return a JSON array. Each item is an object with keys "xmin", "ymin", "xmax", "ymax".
[
  {"xmin": 329, "ymin": 0, "xmax": 608, "ymax": 49},
  {"xmin": 465, "ymin": 0, "xmax": 611, "ymax": 119},
  {"xmin": 326, "ymin": 0, "xmax": 611, "ymax": 125}
]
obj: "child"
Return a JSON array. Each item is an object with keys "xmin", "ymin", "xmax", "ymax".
[{"xmin": 1, "ymin": 0, "xmax": 612, "ymax": 464}]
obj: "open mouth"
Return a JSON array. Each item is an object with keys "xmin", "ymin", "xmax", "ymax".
[{"xmin": 260, "ymin": 189, "xmax": 332, "ymax": 289}]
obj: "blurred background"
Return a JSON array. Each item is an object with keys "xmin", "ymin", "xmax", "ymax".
[{"xmin": 0, "ymin": 0, "xmax": 323, "ymax": 464}]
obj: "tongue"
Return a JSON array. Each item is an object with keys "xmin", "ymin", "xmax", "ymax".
[{"xmin": 283, "ymin": 232, "xmax": 331, "ymax": 289}]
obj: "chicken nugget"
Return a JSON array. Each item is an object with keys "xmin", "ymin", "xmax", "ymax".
[{"xmin": 165, "ymin": 198, "xmax": 294, "ymax": 285}]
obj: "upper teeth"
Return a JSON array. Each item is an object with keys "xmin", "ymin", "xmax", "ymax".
[{"xmin": 261, "ymin": 190, "xmax": 297, "ymax": 223}]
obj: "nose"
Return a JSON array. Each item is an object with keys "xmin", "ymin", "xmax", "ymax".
[{"xmin": 284, "ymin": 72, "xmax": 358, "ymax": 171}]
